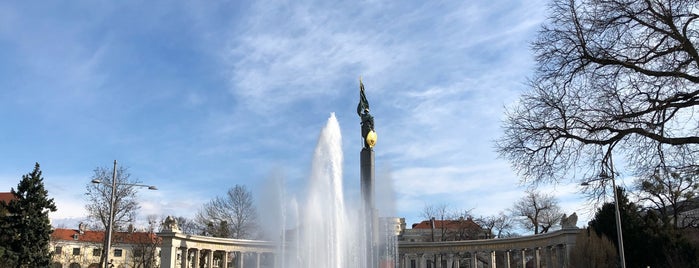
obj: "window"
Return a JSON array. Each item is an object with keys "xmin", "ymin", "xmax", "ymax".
[
  {"xmin": 93, "ymin": 248, "xmax": 101, "ymax": 256},
  {"xmin": 72, "ymin": 247, "xmax": 80, "ymax": 255},
  {"xmin": 114, "ymin": 248, "xmax": 123, "ymax": 257},
  {"xmin": 55, "ymin": 246, "xmax": 62, "ymax": 254}
]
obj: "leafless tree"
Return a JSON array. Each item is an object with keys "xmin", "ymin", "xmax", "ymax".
[
  {"xmin": 420, "ymin": 203, "xmax": 451, "ymax": 241},
  {"xmin": 85, "ymin": 164, "xmax": 142, "ymax": 266},
  {"xmin": 511, "ymin": 190, "xmax": 564, "ymax": 234},
  {"xmin": 636, "ymin": 163, "xmax": 699, "ymax": 229},
  {"xmin": 496, "ymin": 0, "xmax": 699, "ymax": 188},
  {"xmin": 195, "ymin": 184, "xmax": 258, "ymax": 239},
  {"xmin": 476, "ymin": 212, "xmax": 514, "ymax": 238},
  {"xmin": 130, "ymin": 216, "xmax": 160, "ymax": 268},
  {"xmin": 172, "ymin": 216, "xmax": 199, "ymax": 235}
]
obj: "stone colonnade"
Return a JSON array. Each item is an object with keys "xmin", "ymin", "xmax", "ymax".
[
  {"xmin": 158, "ymin": 230, "xmax": 276, "ymax": 268},
  {"xmin": 398, "ymin": 229, "xmax": 580, "ymax": 268},
  {"xmin": 158, "ymin": 227, "xmax": 579, "ymax": 268}
]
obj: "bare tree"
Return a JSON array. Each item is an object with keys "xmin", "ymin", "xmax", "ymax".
[
  {"xmin": 496, "ymin": 0, "xmax": 699, "ymax": 187},
  {"xmin": 172, "ymin": 216, "xmax": 199, "ymax": 235},
  {"xmin": 511, "ymin": 190, "xmax": 564, "ymax": 234},
  {"xmin": 636, "ymin": 164, "xmax": 699, "ymax": 229},
  {"xmin": 476, "ymin": 212, "xmax": 513, "ymax": 239},
  {"xmin": 85, "ymin": 164, "xmax": 142, "ymax": 266},
  {"xmin": 420, "ymin": 203, "xmax": 450, "ymax": 241},
  {"xmin": 195, "ymin": 184, "xmax": 258, "ymax": 239},
  {"xmin": 130, "ymin": 216, "xmax": 160, "ymax": 268}
]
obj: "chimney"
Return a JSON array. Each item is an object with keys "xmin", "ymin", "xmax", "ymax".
[{"xmin": 78, "ymin": 222, "xmax": 85, "ymax": 234}]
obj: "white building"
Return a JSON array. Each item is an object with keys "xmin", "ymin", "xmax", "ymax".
[{"xmin": 50, "ymin": 223, "xmax": 160, "ymax": 268}]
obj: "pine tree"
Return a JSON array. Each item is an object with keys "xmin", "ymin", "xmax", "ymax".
[{"xmin": 0, "ymin": 163, "xmax": 57, "ymax": 268}]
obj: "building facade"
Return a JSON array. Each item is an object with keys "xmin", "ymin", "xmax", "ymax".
[{"xmin": 50, "ymin": 223, "xmax": 160, "ymax": 268}]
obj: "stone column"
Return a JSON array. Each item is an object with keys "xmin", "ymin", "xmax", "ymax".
[
  {"xmin": 520, "ymin": 249, "xmax": 526, "ymax": 268},
  {"xmin": 534, "ymin": 248, "xmax": 541, "ymax": 268},
  {"xmin": 490, "ymin": 251, "xmax": 496, "ymax": 268},
  {"xmin": 545, "ymin": 247, "xmax": 553, "ymax": 268},
  {"xmin": 237, "ymin": 252, "xmax": 244, "ymax": 268},
  {"xmin": 418, "ymin": 253, "xmax": 426, "ymax": 268},
  {"xmin": 221, "ymin": 251, "xmax": 228, "ymax": 268},
  {"xmin": 436, "ymin": 254, "xmax": 442, "ymax": 268},
  {"xmin": 192, "ymin": 249, "xmax": 200, "ymax": 268},
  {"xmin": 471, "ymin": 252, "xmax": 478, "ymax": 268},
  {"xmin": 505, "ymin": 250, "xmax": 511, "ymax": 268},
  {"xmin": 256, "ymin": 252, "xmax": 261, "ymax": 268},
  {"xmin": 158, "ymin": 236, "xmax": 179, "ymax": 268},
  {"xmin": 208, "ymin": 250, "xmax": 215, "ymax": 268},
  {"xmin": 446, "ymin": 253, "xmax": 453, "ymax": 268},
  {"xmin": 179, "ymin": 248, "xmax": 187, "ymax": 268}
]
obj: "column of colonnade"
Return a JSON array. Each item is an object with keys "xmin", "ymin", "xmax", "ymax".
[
  {"xmin": 169, "ymin": 247, "xmax": 270, "ymax": 268},
  {"xmin": 398, "ymin": 244, "xmax": 571, "ymax": 268}
]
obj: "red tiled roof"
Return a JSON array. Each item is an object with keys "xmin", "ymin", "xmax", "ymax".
[
  {"xmin": 412, "ymin": 219, "xmax": 481, "ymax": 230},
  {"xmin": 51, "ymin": 228, "xmax": 159, "ymax": 244},
  {"xmin": 0, "ymin": 192, "xmax": 16, "ymax": 204}
]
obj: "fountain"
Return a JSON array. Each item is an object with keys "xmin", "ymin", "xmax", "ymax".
[{"xmin": 276, "ymin": 111, "xmax": 396, "ymax": 268}]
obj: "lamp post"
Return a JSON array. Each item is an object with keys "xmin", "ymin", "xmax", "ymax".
[
  {"xmin": 581, "ymin": 172, "xmax": 626, "ymax": 268},
  {"xmin": 91, "ymin": 160, "xmax": 157, "ymax": 268}
]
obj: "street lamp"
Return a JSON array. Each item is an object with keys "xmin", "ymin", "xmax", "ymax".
[
  {"xmin": 91, "ymin": 160, "xmax": 157, "ymax": 268},
  {"xmin": 581, "ymin": 171, "xmax": 626, "ymax": 268}
]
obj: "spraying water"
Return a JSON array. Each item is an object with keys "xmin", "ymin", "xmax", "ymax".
[{"xmin": 271, "ymin": 113, "xmax": 394, "ymax": 268}]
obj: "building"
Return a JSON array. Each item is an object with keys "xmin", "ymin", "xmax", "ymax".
[
  {"xmin": 400, "ymin": 217, "xmax": 487, "ymax": 242},
  {"xmin": 50, "ymin": 223, "xmax": 160, "ymax": 268},
  {"xmin": 0, "ymin": 192, "xmax": 16, "ymax": 216}
]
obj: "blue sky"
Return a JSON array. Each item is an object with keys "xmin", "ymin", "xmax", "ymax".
[{"xmin": 0, "ymin": 0, "xmax": 589, "ymax": 231}]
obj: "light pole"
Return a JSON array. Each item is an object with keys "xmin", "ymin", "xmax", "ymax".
[
  {"xmin": 91, "ymin": 160, "xmax": 157, "ymax": 268},
  {"xmin": 581, "ymin": 172, "xmax": 626, "ymax": 268}
]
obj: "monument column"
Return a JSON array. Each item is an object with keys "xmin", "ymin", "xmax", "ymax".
[{"xmin": 358, "ymin": 78, "xmax": 378, "ymax": 268}]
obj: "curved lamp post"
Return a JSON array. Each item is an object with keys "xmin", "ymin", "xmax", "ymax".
[
  {"xmin": 581, "ymin": 172, "xmax": 626, "ymax": 268},
  {"xmin": 91, "ymin": 160, "xmax": 157, "ymax": 268}
]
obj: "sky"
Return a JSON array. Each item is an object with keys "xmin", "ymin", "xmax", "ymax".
[{"xmin": 0, "ymin": 0, "xmax": 593, "ymax": 232}]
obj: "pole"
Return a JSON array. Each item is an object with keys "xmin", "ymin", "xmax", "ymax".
[
  {"xmin": 610, "ymin": 175, "xmax": 626, "ymax": 268},
  {"xmin": 104, "ymin": 160, "xmax": 117, "ymax": 268}
]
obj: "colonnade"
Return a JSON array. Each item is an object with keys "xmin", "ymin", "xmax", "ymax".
[
  {"xmin": 169, "ymin": 247, "xmax": 273, "ymax": 268},
  {"xmin": 399, "ymin": 244, "xmax": 569, "ymax": 268},
  {"xmin": 158, "ymin": 223, "xmax": 276, "ymax": 268},
  {"xmin": 157, "ymin": 218, "xmax": 579, "ymax": 268},
  {"xmin": 398, "ymin": 229, "xmax": 580, "ymax": 268}
]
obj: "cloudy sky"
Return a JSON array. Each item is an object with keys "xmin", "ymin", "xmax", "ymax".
[{"xmin": 0, "ymin": 0, "xmax": 591, "ymax": 231}]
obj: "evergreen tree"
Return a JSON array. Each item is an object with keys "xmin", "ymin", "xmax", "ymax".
[
  {"xmin": 589, "ymin": 187, "xmax": 698, "ymax": 267},
  {"xmin": 0, "ymin": 163, "xmax": 57, "ymax": 268}
]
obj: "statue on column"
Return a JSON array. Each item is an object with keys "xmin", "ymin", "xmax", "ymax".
[{"xmin": 358, "ymin": 77, "xmax": 377, "ymax": 149}]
